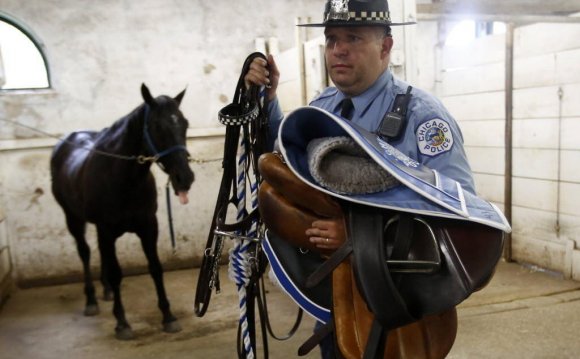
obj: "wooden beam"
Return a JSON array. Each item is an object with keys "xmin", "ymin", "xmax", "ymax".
[
  {"xmin": 417, "ymin": 1, "xmax": 580, "ymax": 17},
  {"xmin": 417, "ymin": 13, "xmax": 580, "ymax": 24}
]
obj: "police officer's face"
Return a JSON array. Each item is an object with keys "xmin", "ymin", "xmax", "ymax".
[{"xmin": 324, "ymin": 26, "xmax": 393, "ymax": 97}]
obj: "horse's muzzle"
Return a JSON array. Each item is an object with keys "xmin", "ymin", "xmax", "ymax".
[{"xmin": 170, "ymin": 166, "xmax": 194, "ymax": 205}]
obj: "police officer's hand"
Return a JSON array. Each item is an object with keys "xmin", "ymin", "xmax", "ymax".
[
  {"xmin": 244, "ymin": 54, "xmax": 280, "ymax": 101},
  {"xmin": 305, "ymin": 218, "xmax": 346, "ymax": 252}
]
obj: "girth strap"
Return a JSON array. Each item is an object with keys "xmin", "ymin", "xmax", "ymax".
[
  {"xmin": 349, "ymin": 204, "xmax": 417, "ymax": 329},
  {"xmin": 298, "ymin": 319, "xmax": 334, "ymax": 356},
  {"xmin": 363, "ymin": 319, "xmax": 388, "ymax": 359},
  {"xmin": 305, "ymin": 239, "xmax": 353, "ymax": 288}
]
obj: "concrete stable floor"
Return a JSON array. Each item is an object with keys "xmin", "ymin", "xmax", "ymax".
[{"xmin": 1, "ymin": 261, "xmax": 580, "ymax": 359}]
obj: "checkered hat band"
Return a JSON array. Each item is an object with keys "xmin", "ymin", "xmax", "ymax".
[{"xmin": 349, "ymin": 11, "xmax": 391, "ymax": 22}]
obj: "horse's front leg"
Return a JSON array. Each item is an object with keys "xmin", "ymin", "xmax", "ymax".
[
  {"xmin": 96, "ymin": 225, "xmax": 134, "ymax": 340},
  {"xmin": 136, "ymin": 218, "xmax": 181, "ymax": 333}
]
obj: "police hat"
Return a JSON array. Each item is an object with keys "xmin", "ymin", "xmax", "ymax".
[{"xmin": 299, "ymin": 0, "xmax": 415, "ymax": 27}]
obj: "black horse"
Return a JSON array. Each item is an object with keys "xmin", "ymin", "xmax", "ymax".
[{"xmin": 50, "ymin": 84, "xmax": 194, "ymax": 340}]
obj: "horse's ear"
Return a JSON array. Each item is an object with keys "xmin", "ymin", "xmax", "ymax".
[
  {"xmin": 174, "ymin": 88, "xmax": 186, "ymax": 106},
  {"xmin": 141, "ymin": 83, "xmax": 155, "ymax": 106}
]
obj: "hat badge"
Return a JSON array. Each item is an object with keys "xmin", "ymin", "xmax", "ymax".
[{"xmin": 326, "ymin": 0, "xmax": 350, "ymax": 21}]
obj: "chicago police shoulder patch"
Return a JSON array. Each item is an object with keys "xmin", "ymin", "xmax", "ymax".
[{"xmin": 416, "ymin": 118, "xmax": 454, "ymax": 157}]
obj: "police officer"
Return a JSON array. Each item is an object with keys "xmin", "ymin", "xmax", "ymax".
[
  {"xmin": 247, "ymin": 0, "xmax": 473, "ymax": 189},
  {"xmin": 246, "ymin": 0, "xmax": 472, "ymax": 357},
  {"xmin": 247, "ymin": 0, "xmax": 474, "ymax": 240}
]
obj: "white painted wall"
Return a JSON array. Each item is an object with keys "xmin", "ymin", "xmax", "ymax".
[
  {"xmin": 0, "ymin": 0, "xmax": 322, "ymax": 285},
  {"xmin": 431, "ymin": 22, "xmax": 580, "ymax": 279}
]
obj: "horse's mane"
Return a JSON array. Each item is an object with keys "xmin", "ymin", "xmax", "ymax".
[
  {"xmin": 93, "ymin": 103, "xmax": 145, "ymax": 151},
  {"xmin": 92, "ymin": 95, "xmax": 178, "ymax": 154}
]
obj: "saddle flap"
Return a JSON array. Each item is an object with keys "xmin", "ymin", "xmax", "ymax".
[
  {"xmin": 348, "ymin": 203, "xmax": 505, "ymax": 329},
  {"xmin": 443, "ymin": 222, "xmax": 505, "ymax": 291}
]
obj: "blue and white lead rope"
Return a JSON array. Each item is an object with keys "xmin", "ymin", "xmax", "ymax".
[
  {"xmin": 228, "ymin": 133, "xmax": 254, "ymax": 359},
  {"xmin": 227, "ymin": 87, "xmax": 266, "ymax": 359}
]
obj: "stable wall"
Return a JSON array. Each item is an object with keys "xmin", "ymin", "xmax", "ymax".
[
  {"xmin": 0, "ymin": 0, "xmax": 321, "ymax": 285},
  {"xmin": 432, "ymin": 22, "xmax": 580, "ymax": 279}
]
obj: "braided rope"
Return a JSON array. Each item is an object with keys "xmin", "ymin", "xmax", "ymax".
[{"xmin": 228, "ymin": 133, "xmax": 255, "ymax": 359}]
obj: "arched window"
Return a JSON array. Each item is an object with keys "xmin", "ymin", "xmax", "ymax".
[{"xmin": 0, "ymin": 12, "xmax": 50, "ymax": 90}]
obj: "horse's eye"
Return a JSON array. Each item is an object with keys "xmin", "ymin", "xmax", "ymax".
[{"xmin": 171, "ymin": 114, "xmax": 179, "ymax": 124}]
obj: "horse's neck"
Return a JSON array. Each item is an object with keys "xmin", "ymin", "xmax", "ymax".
[
  {"xmin": 94, "ymin": 106, "xmax": 153, "ymax": 181},
  {"xmin": 98, "ymin": 106, "xmax": 146, "ymax": 156}
]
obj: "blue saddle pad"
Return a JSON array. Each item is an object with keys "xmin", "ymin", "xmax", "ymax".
[{"xmin": 278, "ymin": 106, "xmax": 511, "ymax": 233}]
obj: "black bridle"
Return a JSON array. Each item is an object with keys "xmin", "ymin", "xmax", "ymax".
[
  {"xmin": 194, "ymin": 52, "xmax": 302, "ymax": 359},
  {"xmin": 141, "ymin": 104, "xmax": 190, "ymax": 166},
  {"xmin": 194, "ymin": 52, "xmax": 268, "ymax": 316},
  {"xmin": 141, "ymin": 104, "xmax": 191, "ymax": 251}
]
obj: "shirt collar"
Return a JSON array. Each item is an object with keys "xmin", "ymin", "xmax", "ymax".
[{"xmin": 333, "ymin": 70, "xmax": 393, "ymax": 116}]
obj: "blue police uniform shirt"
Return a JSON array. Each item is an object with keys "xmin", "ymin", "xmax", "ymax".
[{"xmin": 267, "ymin": 69, "xmax": 476, "ymax": 194}]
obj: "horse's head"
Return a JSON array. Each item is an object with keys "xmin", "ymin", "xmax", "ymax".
[{"xmin": 141, "ymin": 83, "xmax": 194, "ymax": 205}]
